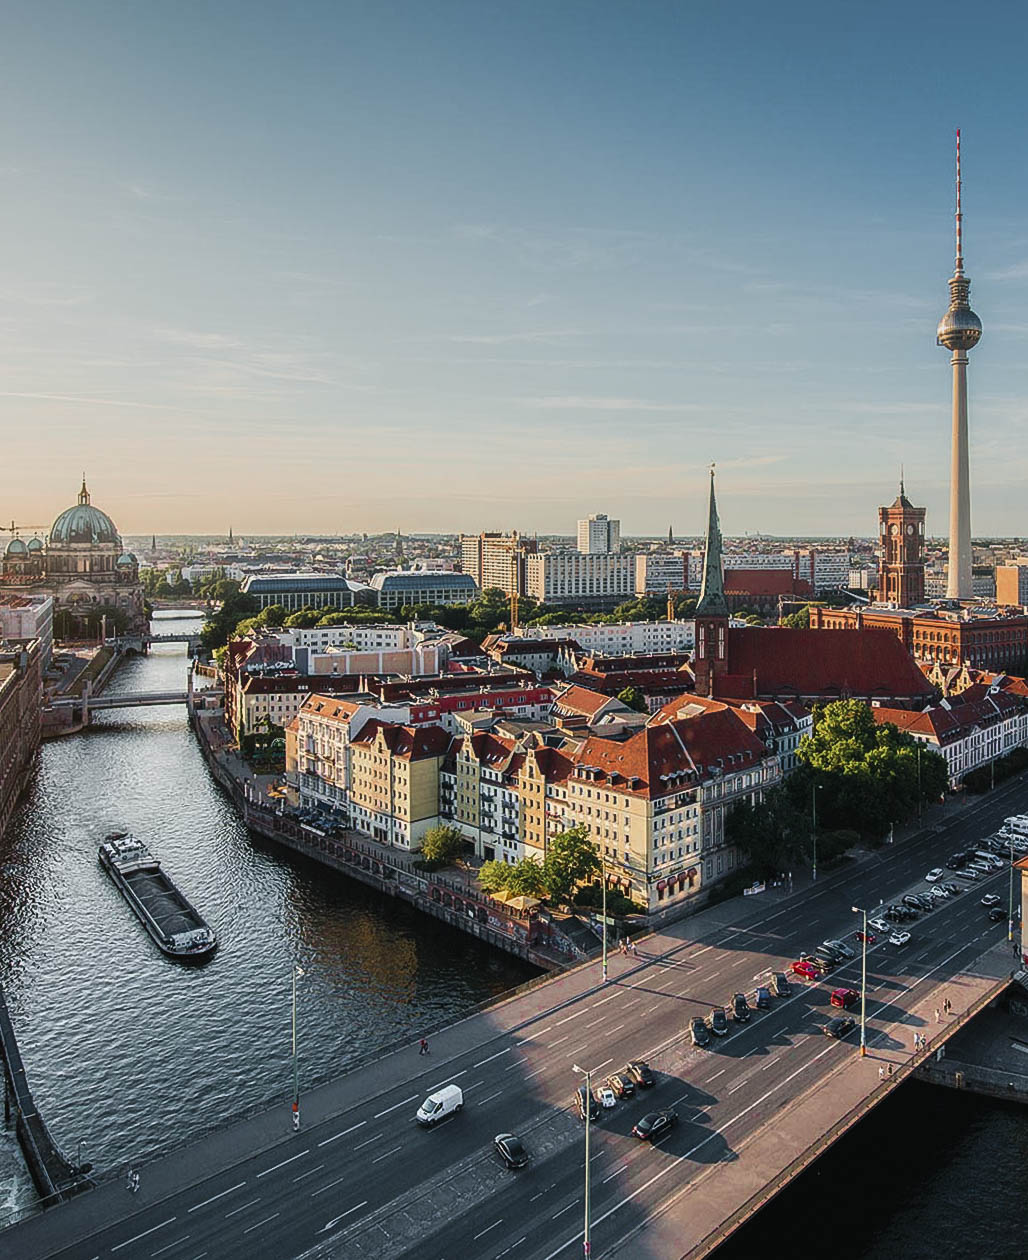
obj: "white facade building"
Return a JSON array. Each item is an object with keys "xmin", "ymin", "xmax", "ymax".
[
  {"xmin": 526, "ymin": 551, "xmax": 633, "ymax": 604},
  {"xmin": 635, "ymin": 553, "xmax": 688, "ymax": 596},
  {"xmin": 503, "ymin": 620, "xmax": 695, "ymax": 654},
  {"xmin": 577, "ymin": 514, "xmax": 621, "ymax": 554},
  {"xmin": 0, "ymin": 595, "xmax": 53, "ymax": 668}
]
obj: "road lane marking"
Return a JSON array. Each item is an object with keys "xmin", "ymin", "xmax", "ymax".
[
  {"xmin": 242, "ymin": 1213, "xmax": 279, "ymax": 1235},
  {"xmin": 112, "ymin": 1219, "xmax": 177, "ymax": 1251},
  {"xmin": 151, "ymin": 1237, "xmax": 190, "ymax": 1258},
  {"xmin": 374, "ymin": 1094, "xmax": 418, "ymax": 1117},
  {"xmin": 524, "ymin": 1065, "xmax": 546, "ymax": 1079},
  {"xmin": 602, "ymin": 1165, "xmax": 628, "ymax": 1183},
  {"xmin": 292, "ymin": 1164, "xmax": 325, "ymax": 1183},
  {"xmin": 257, "ymin": 1149, "xmax": 309, "ymax": 1177},
  {"xmin": 318, "ymin": 1121, "xmax": 365, "ymax": 1147},
  {"xmin": 761, "ymin": 1054, "xmax": 781, "ymax": 1070},
  {"xmin": 591, "ymin": 1057, "xmax": 613, "ymax": 1072},
  {"xmin": 590, "ymin": 994, "xmax": 618, "ymax": 1008},
  {"xmin": 311, "ymin": 1175, "xmax": 349, "ymax": 1198},
  {"xmin": 474, "ymin": 1048, "xmax": 512, "ymax": 1068},
  {"xmin": 320, "ymin": 1201, "xmax": 369, "ymax": 1232},
  {"xmin": 552, "ymin": 1201, "xmax": 579, "ymax": 1218},
  {"xmin": 479, "ymin": 1089, "xmax": 505, "ymax": 1104},
  {"xmin": 428, "ymin": 1070, "xmax": 467, "ymax": 1090},
  {"xmin": 187, "ymin": 1182, "xmax": 246, "ymax": 1213},
  {"xmin": 225, "ymin": 1199, "xmax": 261, "ymax": 1219},
  {"xmin": 555, "ymin": 1010, "xmax": 586, "ymax": 1025},
  {"xmin": 473, "ymin": 1219, "xmax": 504, "ymax": 1240},
  {"xmin": 371, "ymin": 1144, "xmax": 403, "ymax": 1163},
  {"xmin": 584, "ymin": 1016, "xmax": 606, "ymax": 1028},
  {"xmin": 353, "ymin": 1132, "xmax": 384, "ymax": 1151},
  {"xmin": 707, "ymin": 1068, "xmax": 726, "ymax": 1081},
  {"xmin": 548, "ymin": 1035, "xmax": 570, "ymax": 1047}
]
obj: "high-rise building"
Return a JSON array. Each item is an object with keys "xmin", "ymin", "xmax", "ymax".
[
  {"xmin": 459, "ymin": 532, "xmax": 537, "ymax": 595},
  {"xmin": 877, "ymin": 480, "xmax": 926, "ymax": 606},
  {"xmin": 577, "ymin": 514, "xmax": 620, "ymax": 554},
  {"xmin": 937, "ymin": 131, "xmax": 983, "ymax": 600},
  {"xmin": 525, "ymin": 551, "xmax": 633, "ymax": 606},
  {"xmin": 996, "ymin": 562, "xmax": 1028, "ymax": 608}
]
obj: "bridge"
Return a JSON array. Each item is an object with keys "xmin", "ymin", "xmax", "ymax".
[
  {"xmin": 47, "ymin": 691, "xmax": 190, "ymax": 712},
  {"xmin": 146, "ymin": 634, "xmax": 202, "ymax": 648},
  {"xmin": 2, "ymin": 782, "xmax": 1025, "ymax": 1258},
  {"xmin": 0, "ymin": 986, "xmax": 94, "ymax": 1209}
]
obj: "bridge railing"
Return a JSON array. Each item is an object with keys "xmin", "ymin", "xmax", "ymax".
[{"xmin": 688, "ymin": 971, "xmax": 1014, "ymax": 1259}]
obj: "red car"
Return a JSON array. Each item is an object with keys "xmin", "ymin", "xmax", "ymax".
[
  {"xmin": 830, "ymin": 987, "xmax": 860, "ymax": 1009},
  {"xmin": 791, "ymin": 960, "xmax": 820, "ymax": 981},
  {"xmin": 856, "ymin": 931, "xmax": 876, "ymax": 944}
]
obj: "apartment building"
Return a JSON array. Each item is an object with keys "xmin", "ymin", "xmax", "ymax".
[
  {"xmin": 348, "ymin": 720, "xmax": 451, "ymax": 848},
  {"xmin": 370, "ymin": 571, "xmax": 478, "ymax": 609},
  {"xmin": 0, "ymin": 639, "xmax": 41, "ymax": 843},
  {"xmin": 577, "ymin": 514, "xmax": 621, "ymax": 554},
  {"xmin": 996, "ymin": 562, "xmax": 1028, "ymax": 608},
  {"xmin": 635, "ymin": 552, "xmax": 688, "ymax": 596},
  {"xmin": 525, "ymin": 551, "xmax": 634, "ymax": 607},
  {"xmin": 498, "ymin": 619, "xmax": 695, "ymax": 656},
  {"xmin": 0, "ymin": 594, "xmax": 53, "ymax": 668},
  {"xmin": 459, "ymin": 532, "xmax": 537, "ymax": 596}
]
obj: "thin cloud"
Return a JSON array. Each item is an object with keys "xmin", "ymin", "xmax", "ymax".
[{"xmin": 525, "ymin": 396, "xmax": 699, "ymax": 412}]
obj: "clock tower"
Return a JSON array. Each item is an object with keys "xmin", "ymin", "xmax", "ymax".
[{"xmin": 878, "ymin": 479, "xmax": 926, "ymax": 606}]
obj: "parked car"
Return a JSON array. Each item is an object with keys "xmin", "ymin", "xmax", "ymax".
[
  {"xmin": 810, "ymin": 953, "xmax": 838, "ymax": 972},
  {"xmin": 626, "ymin": 1060, "xmax": 655, "ymax": 1087},
  {"xmin": 929, "ymin": 886, "xmax": 949, "ymax": 901},
  {"xmin": 494, "ymin": 1133, "xmax": 529, "ymax": 1169},
  {"xmin": 941, "ymin": 882, "xmax": 963, "ymax": 895},
  {"xmin": 689, "ymin": 1018, "xmax": 711, "ymax": 1048},
  {"xmin": 856, "ymin": 930, "xmax": 877, "ymax": 944},
  {"xmin": 632, "ymin": 1109, "xmax": 678, "ymax": 1141},
  {"xmin": 912, "ymin": 894, "xmax": 934, "ymax": 911},
  {"xmin": 816, "ymin": 943, "xmax": 847, "ymax": 964},
  {"xmin": 576, "ymin": 1084, "xmax": 601, "ymax": 1122},
  {"xmin": 755, "ymin": 986, "xmax": 772, "ymax": 1010},
  {"xmin": 981, "ymin": 893, "xmax": 1002, "ymax": 907},
  {"xmin": 708, "ymin": 1006, "xmax": 730, "ymax": 1035},
  {"xmin": 825, "ymin": 1016, "xmax": 856, "ymax": 1039},
  {"xmin": 955, "ymin": 868, "xmax": 980, "ymax": 881},
  {"xmin": 925, "ymin": 867, "xmax": 944, "ymax": 882},
  {"xmin": 988, "ymin": 907, "xmax": 1006, "ymax": 922},
  {"xmin": 889, "ymin": 930, "xmax": 912, "ymax": 947},
  {"xmin": 830, "ymin": 987, "xmax": 859, "ymax": 1009},
  {"xmin": 902, "ymin": 895, "xmax": 925, "ymax": 911},
  {"xmin": 597, "ymin": 1087, "xmax": 617, "ymax": 1109},
  {"xmin": 946, "ymin": 854, "xmax": 967, "ymax": 870},
  {"xmin": 823, "ymin": 939, "xmax": 856, "ymax": 959},
  {"xmin": 869, "ymin": 917, "xmax": 890, "ymax": 933},
  {"xmin": 770, "ymin": 972, "xmax": 792, "ymax": 998},
  {"xmin": 791, "ymin": 960, "xmax": 820, "ymax": 982},
  {"xmin": 606, "ymin": 1072, "xmax": 635, "ymax": 1098},
  {"xmin": 731, "ymin": 993, "xmax": 751, "ymax": 1022}
]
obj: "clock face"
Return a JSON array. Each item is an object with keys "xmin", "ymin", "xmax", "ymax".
[
  {"xmin": 889, "ymin": 524, "xmax": 899, "ymax": 535},
  {"xmin": 906, "ymin": 524, "xmax": 915, "ymax": 535}
]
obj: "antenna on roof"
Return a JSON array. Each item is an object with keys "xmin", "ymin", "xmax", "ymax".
[{"xmin": 954, "ymin": 128, "xmax": 963, "ymax": 274}]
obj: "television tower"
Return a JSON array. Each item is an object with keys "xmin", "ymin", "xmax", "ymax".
[{"xmin": 936, "ymin": 130, "xmax": 982, "ymax": 600}]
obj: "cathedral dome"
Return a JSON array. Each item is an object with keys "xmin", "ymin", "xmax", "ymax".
[
  {"xmin": 116, "ymin": 552, "xmax": 137, "ymax": 568},
  {"xmin": 49, "ymin": 480, "xmax": 120, "ymax": 547},
  {"xmin": 5, "ymin": 538, "xmax": 27, "ymax": 557},
  {"xmin": 26, "ymin": 537, "xmax": 43, "ymax": 552}
]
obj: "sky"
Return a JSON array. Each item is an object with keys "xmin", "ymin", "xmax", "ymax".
[{"xmin": 3, "ymin": 0, "xmax": 1028, "ymax": 539}]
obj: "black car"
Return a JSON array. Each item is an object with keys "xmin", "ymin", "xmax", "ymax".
[
  {"xmin": 755, "ymin": 986, "xmax": 772, "ymax": 1010},
  {"xmin": 625, "ymin": 1059, "xmax": 655, "ymax": 1088},
  {"xmin": 632, "ymin": 1109, "xmax": 678, "ymax": 1141},
  {"xmin": 824, "ymin": 1017, "xmax": 855, "ymax": 1039},
  {"xmin": 770, "ymin": 972, "xmax": 791, "ymax": 998},
  {"xmin": 810, "ymin": 953, "xmax": 837, "ymax": 972},
  {"xmin": 988, "ymin": 906, "xmax": 1006, "ymax": 922},
  {"xmin": 689, "ymin": 1017, "xmax": 711, "ymax": 1047},
  {"xmin": 708, "ymin": 1006, "xmax": 729, "ymax": 1036},
  {"xmin": 606, "ymin": 1072, "xmax": 635, "ymax": 1098},
  {"xmin": 946, "ymin": 854, "xmax": 966, "ymax": 869},
  {"xmin": 576, "ymin": 1084, "xmax": 601, "ymax": 1122},
  {"xmin": 731, "ymin": 993, "xmax": 751, "ymax": 1022},
  {"xmin": 902, "ymin": 895, "xmax": 925, "ymax": 911},
  {"xmin": 817, "ymin": 943, "xmax": 847, "ymax": 963},
  {"xmin": 494, "ymin": 1133, "xmax": 529, "ymax": 1169},
  {"xmin": 941, "ymin": 882, "xmax": 963, "ymax": 895}
]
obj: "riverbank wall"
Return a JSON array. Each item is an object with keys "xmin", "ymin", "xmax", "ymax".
[{"xmin": 190, "ymin": 707, "xmax": 568, "ymax": 972}]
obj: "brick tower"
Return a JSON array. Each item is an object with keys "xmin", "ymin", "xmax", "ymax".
[
  {"xmin": 878, "ymin": 478, "xmax": 926, "ymax": 606},
  {"xmin": 693, "ymin": 467, "xmax": 730, "ymax": 697}
]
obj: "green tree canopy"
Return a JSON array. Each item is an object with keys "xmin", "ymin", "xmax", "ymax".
[
  {"xmin": 541, "ymin": 824, "xmax": 601, "ymax": 906},
  {"xmin": 616, "ymin": 685, "xmax": 647, "ymax": 713},
  {"xmin": 420, "ymin": 825, "xmax": 467, "ymax": 864},
  {"xmin": 504, "ymin": 858, "xmax": 549, "ymax": 898},
  {"xmin": 477, "ymin": 860, "xmax": 510, "ymax": 893}
]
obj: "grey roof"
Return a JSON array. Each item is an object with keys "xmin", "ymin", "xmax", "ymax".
[
  {"xmin": 241, "ymin": 572, "xmax": 371, "ymax": 595},
  {"xmin": 370, "ymin": 571, "xmax": 478, "ymax": 592}
]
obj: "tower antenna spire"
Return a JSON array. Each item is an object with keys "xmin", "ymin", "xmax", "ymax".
[
  {"xmin": 900, "ymin": 463, "xmax": 905, "ymax": 497},
  {"xmin": 955, "ymin": 129, "xmax": 963, "ymax": 275}
]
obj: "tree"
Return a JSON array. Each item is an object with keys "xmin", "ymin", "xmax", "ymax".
[
  {"xmin": 780, "ymin": 605, "xmax": 810, "ymax": 629},
  {"xmin": 478, "ymin": 860, "xmax": 510, "ymax": 893},
  {"xmin": 420, "ymin": 825, "xmax": 467, "ymax": 864},
  {"xmin": 284, "ymin": 607, "xmax": 321, "ymax": 628},
  {"xmin": 727, "ymin": 787, "xmax": 809, "ymax": 878},
  {"xmin": 504, "ymin": 858, "xmax": 548, "ymax": 898},
  {"xmin": 541, "ymin": 824, "xmax": 601, "ymax": 906},
  {"xmin": 616, "ymin": 685, "xmax": 647, "ymax": 713}
]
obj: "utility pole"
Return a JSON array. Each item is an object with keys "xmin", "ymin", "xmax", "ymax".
[
  {"xmin": 601, "ymin": 868, "xmax": 608, "ymax": 983},
  {"xmin": 811, "ymin": 782, "xmax": 819, "ymax": 883},
  {"xmin": 291, "ymin": 964, "xmax": 304, "ymax": 1130},
  {"xmin": 852, "ymin": 905, "xmax": 869, "ymax": 1056},
  {"xmin": 572, "ymin": 1065, "xmax": 592, "ymax": 1256}
]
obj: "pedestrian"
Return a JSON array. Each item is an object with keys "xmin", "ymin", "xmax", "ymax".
[
  {"xmin": 631, "ymin": 940, "xmax": 639, "ymax": 957},
  {"xmin": 126, "ymin": 1168, "xmax": 135, "ymax": 1193},
  {"xmin": 418, "ymin": 1037, "xmax": 429, "ymax": 1055},
  {"xmin": 935, "ymin": 1007, "xmax": 941, "ymax": 1022},
  {"xmin": 888, "ymin": 1064, "xmax": 894, "ymax": 1077},
  {"xmin": 878, "ymin": 1065, "xmax": 884, "ymax": 1080}
]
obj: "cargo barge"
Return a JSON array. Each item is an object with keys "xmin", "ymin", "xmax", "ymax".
[{"xmin": 99, "ymin": 833, "xmax": 217, "ymax": 959}]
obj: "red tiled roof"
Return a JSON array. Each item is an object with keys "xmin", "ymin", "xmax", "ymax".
[
  {"xmin": 723, "ymin": 570, "xmax": 813, "ymax": 597},
  {"xmin": 721, "ymin": 628, "xmax": 936, "ymax": 701},
  {"xmin": 552, "ymin": 685, "xmax": 619, "ymax": 718},
  {"xmin": 350, "ymin": 719, "xmax": 450, "ymax": 760}
]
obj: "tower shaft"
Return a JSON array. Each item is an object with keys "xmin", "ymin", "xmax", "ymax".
[{"xmin": 947, "ymin": 349, "xmax": 972, "ymax": 598}]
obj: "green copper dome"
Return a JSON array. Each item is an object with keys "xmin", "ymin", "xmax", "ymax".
[{"xmin": 49, "ymin": 479, "xmax": 120, "ymax": 547}]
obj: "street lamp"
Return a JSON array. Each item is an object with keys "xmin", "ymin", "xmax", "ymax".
[
  {"xmin": 811, "ymin": 783, "xmax": 823, "ymax": 882},
  {"xmin": 1009, "ymin": 830, "xmax": 1017, "ymax": 947},
  {"xmin": 601, "ymin": 868, "xmax": 608, "ymax": 984},
  {"xmin": 571, "ymin": 1064, "xmax": 593, "ymax": 1257},
  {"xmin": 291, "ymin": 964, "xmax": 304, "ymax": 1130},
  {"xmin": 852, "ymin": 905, "xmax": 869, "ymax": 1057}
]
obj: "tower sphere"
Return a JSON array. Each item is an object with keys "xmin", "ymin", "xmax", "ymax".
[{"xmin": 937, "ymin": 302, "xmax": 982, "ymax": 351}]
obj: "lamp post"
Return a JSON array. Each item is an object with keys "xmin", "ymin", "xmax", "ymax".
[
  {"xmin": 916, "ymin": 744, "xmax": 923, "ymax": 825},
  {"xmin": 1009, "ymin": 830, "xmax": 1017, "ymax": 947},
  {"xmin": 852, "ymin": 905, "xmax": 869, "ymax": 1057},
  {"xmin": 291, "ymin": 964, "xmax": 304, "ymax": 1130},
  {"xmin": 572, "ymin": 1064, "xmax": 592, "ymax": 1257},
  {"xmin": 601, "ymin": 869, "xmax": 608, "ymax": 984},
  {"xmin": 811, "ymin": 783, "xmax": 822, "ymax": 883}
]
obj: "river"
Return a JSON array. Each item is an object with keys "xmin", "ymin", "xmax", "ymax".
[
  {"xmin": 0, "ymin": 613, "xmax": 535, "ymax": 1226},
  {"xmin": 1, "ymin": 615, "xmax": 1025, "ymax": 1250}
]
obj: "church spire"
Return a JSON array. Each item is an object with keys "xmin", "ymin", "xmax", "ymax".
[
  {"xmin": 696, "ymin": 465, "xmax": 729, "ymax": 617},
  {"xmin": 667, "ymin": 523, "xmax": 673, "ymax": 546},
  {"xmin": 78, "ymin": 474, "xmax": 90, "ymax": 506}
]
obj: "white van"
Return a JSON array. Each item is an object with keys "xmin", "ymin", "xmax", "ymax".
[
  {"xmin": 974, "ymin": 850, "xmax": 1003, "ymax": 868},
  {"xmin": 1005, "ymin": 817, "xmax": 1028, "ymax": 836},
  {"xmin": 416, "ymin": 1084, "xmax": 464, "ymax": 1127}
]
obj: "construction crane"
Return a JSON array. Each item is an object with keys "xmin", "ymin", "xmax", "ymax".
[
  {"xmin": 667, "ymin": 582, "xmax": 676, "ymax": 623},
  {"xmin": 3, "ymin": 519, "xmax": 48, "ymax": 537},
  {"xmin": 509, "ymin": 551, "xmax": 520, "ymax": 632}
]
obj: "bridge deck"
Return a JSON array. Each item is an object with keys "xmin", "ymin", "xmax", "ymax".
[{"xmin": 3, "ymin": 777, "xmax": 1026, "ymax": 1258}]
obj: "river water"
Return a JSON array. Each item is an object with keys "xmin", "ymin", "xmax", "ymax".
[
  {"xmin": 2, "ymin": 616, "xmax": 1026, "ymax": 1249},
  {"xmin": 0, "ymin": 613, "xmax": 535, "ymax": 1225}
]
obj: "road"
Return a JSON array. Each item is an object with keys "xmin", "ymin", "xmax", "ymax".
[{"xmin": 10, "ymin": 782, "xmax": 1025, "ymax": 1260}]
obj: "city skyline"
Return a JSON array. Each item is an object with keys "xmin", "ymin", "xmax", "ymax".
[{"xmin": 3, "ymin": 3, "xmax": 1028, "ymax": 535}]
